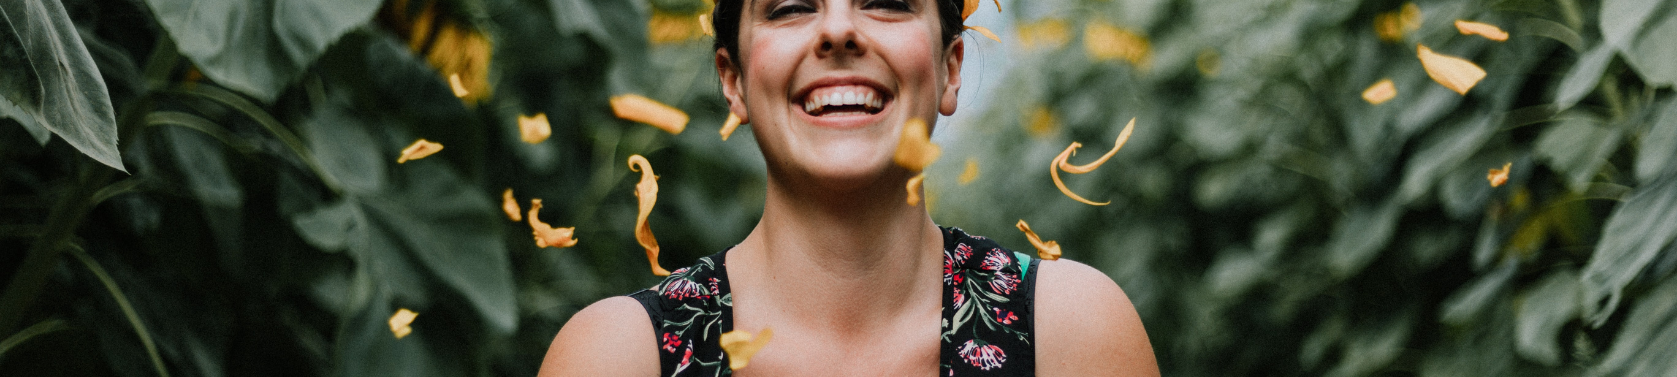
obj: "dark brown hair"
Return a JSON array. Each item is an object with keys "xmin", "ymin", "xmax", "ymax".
[{"xmin": 711, "ymin": 0, "xmax": 966, "ymax": 67}]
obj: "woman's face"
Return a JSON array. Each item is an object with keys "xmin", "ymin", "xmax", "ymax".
[{"xmin": 718, "ymin": 0, "xmax": 962, "ymax": 192}]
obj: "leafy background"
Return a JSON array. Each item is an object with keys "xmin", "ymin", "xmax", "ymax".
[{"xmin": 1, "ymin": 0, "xmax": 1674, "ymax": 376}]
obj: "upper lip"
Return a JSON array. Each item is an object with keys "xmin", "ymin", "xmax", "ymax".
[{"xmin": 793, "ymin": 76, "xmax": 893, "ymax": 107}]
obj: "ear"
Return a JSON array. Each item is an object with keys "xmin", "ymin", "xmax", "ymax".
[
  {"xmin": 938, "ymin": 37, "xmax": 964, "ymax": 116},
  {"xmin": 716, "ymin": 49, "xmax": 750, "ymax": 125}
]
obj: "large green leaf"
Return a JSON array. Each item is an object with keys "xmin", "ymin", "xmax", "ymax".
[
  {"xmin": 1588, "ymin": 275, "xmax": 1677, "ymax": 377},
  {"xmin": 0, "ymin": 0, "xmax": 123, "ymax": 171},
  {"xmin": 1625, "ymin": 12, "xmax": 1677, "ymax": 87},
  {"xmin": 1639, "ymin": 98, "xmax": 1677, "ymax": 182},
  {"xmin": 1325, "ymin": 197, "xmax": 1402, "ymax": 278},
  {"xmin": 1535, "ymin": 113, "xmax": 1622, "ymax": 192},
  {"xmin": 141, "ymin": 0, "xmax": 381, "ymax": 102},
  {"xmin": 1580, "ymin": 176, "xmax": 1677, "ymax": 326},
  {"xmin": 1514, "ymin": 269, "xmax": 1580, "ymax": 365},
  {"xmin": 1553, "ymin": 44, "xmax": 1614, "ymax": 109},
  {"xmin": 1396, "ymin": 115, "xmax": 1494, "ymax": 204},
  {"xmin": 1599, "ymin": 0, "xmax": 1663, "ymax": 52}
]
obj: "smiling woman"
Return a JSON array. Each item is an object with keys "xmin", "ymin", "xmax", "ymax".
[{"xmin": 538, "ymin": 0, "xmax": 1158, "ymax": 375}]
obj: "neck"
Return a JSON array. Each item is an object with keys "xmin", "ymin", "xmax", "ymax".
[{"xmin": 730, "ymin": 170, "xmax": 944, "ymax": 335}]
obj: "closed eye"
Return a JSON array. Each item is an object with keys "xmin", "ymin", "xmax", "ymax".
[{"xmin": 767, "ymin": 0, "xmax": 816, "ymax": 19}]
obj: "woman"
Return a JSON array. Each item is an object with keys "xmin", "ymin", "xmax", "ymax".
[{"xmin": 540, "ymin": 0, "xmax": 1157, "ymax": 375}]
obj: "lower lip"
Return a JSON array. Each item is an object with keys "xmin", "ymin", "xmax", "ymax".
[{"xmin": 795, "ymin": 103, "xmax": 889, "ymax": 129}]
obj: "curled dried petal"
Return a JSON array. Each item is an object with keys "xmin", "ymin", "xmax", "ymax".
[
  {"xmin": 719, "ymin": 112, "xmax": 742, "ymax": 141},
  {"xmin": 1488, "ymin": 162, "xmax": 1511, "ymax": 187},
  {"xmin": 1362, "ymin": 78, "xmax": 1397, "ymax": 105},
  {"xmin": 502, "ymin": 189, "xmax": 522, "ymax": 221},
  {"xmin": 966, "ymin": 25, "xmax": 1001, "ymax": 43},
  {"xmin": 1058, "ymin": 117, "xmax": 1134, "ymax": 174},
  {"xmin": 629, "ymin": 155, "xmax": 671, "ymax": 276},
  {"xmin": 893, "ymin": 118, "xmax": 941, "ymax": 171},
  {"xmin": 907, "ymin": 173, "xmax": 926, "ymax": 206},
  {"xmin": 1016, "ymin": 220, "xmax": 1062, "ymax": 260},
  {"xmin": 528, "ymin": 199, "xmax": 578, "ymax": 248},
  {"xmin": 1051, "ymin": 144, "xmax": 1109, "ymax": 206},
  {"xmin": 519, "ymin": 113, "xmax": 551, "ymax": 144},
  {"xmin": 1455, "ymin": 20, "xmax": 1508, "ymax": 41},
  {"xmin": 389, "ymin": 308, "xmax": 418, "ymax": 339},
  {"xmin": 721, "ymin": 327, "xmax": 774, "ymax": 370},
  {"xmin": 959, "ymin": 158, "xmax": 980, "ymax": 185},
  {"xmin": 1417, "ymin": 44, "xmax": 1486, "ymax": 95},
  {"xmin": 397, "ymin": 139, "xmax": 443, "ymax": 163},
  {"xmin": 449, "ymin": 73, "xmax": 470, "ymax": 97},
  {"xmin": 611, "ymin": 94, "xmax": 689, "ymax": 134}
]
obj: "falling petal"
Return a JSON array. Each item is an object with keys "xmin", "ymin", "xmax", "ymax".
[
  {"xmin": 629, "ymin": 155, "xmax": 671, "ymax": 276},
  {"xmin": 519, "ymin": 113, "xmax": 552, "ymax": 144},
  {"xmin": 449, "ymin": 73, "xmax": 470, "ymax": 97},
  {"xmin": 959, "ymin": 158, "xmax": 980, "ymax": 185},
  {"xmin": 1417, "ymin": 44, "xmax": 1486, "ymax": 95},
  {"xmin": 1083, "ymin": 20, "xmax": 1151, "ymax": 67},
  {"xmin": 966, "ymin": 25, "xmax": 1001, "ymax": 43},
  {"xmin": 907, "ymin": 173, "xmax": 926, "ymax": 206},
  {"xmin": 528, "ymin": 199, "xmax": 578, "ymax": 248},
  {"xmin": 611, "ymin": 94, "xmax": 689, "ymax": 134},
  {"xmin": 388, "ymin": 308, "xmax": 418, "ymax": 339},
  {"xmin": 1455, "ymin": 20, "xmax": 1508, "ymax": 41},
  {"xmin": 700, "ymin": 14, "xmax": 714, "ymax": 36},
  {"xmin": 1017, "ymin": 18, "xmax": 1069, "ymax": 49},
  {"xmin": 1362, "ymin": 78, "xmax": 1397, "ymax": 105},
  {"xmin": 502, "ymin": 189, "xmax": 522, "ymax": 222},
  {"xmin": 1058, "ymin": 117, "xmax": 1135, "ymax": 174},
  {"xmin": 721, "ymin": 327, "xmax": 774, "ymax": 370},
  {"xmin": 962, "ymin": 0, "xmax": 978, "ymax": 20},
  {"xmin": 1016, "ymin": 220, "xmax": 1062, "ymax": 260},
  {"xmin": 1051, "ymin": 144, "xmax": 1109, "ymax": 206},
  {"xmin": 397, "ymin": 139, "xmax": 443, "ymax": 163},
  {"xmin": 1374, "ymin": 3, "xmax": 1422, "ymax": 42},
  {"xmin": 719, "ymin": 112, "xmax": 742, "ymax": 141},
  {"xmin": 1488, "ymin": 162, "xmax": 1511, "ymax": 187},
  {"xmin": 893, "ymin": 118, "xmax": 941, "ymax": 171}
]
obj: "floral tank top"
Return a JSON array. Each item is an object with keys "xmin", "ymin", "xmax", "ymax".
[{"xmin": 627, "ymin": 227, "xmax": 1040, "ymax": 376}]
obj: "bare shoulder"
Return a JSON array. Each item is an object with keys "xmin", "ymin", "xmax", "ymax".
[
  {"xmin": 538, "ymin": 296, "xmax": 659, "ymax": 377},
  {"xmin": 1034, "ymin": 258, "xmax": 1159, "ymax": 377}
]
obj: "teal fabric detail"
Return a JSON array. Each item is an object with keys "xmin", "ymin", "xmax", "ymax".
[{"xmin": 1015, "ymin": 251, "xmax": 1032, "ymax": 277}]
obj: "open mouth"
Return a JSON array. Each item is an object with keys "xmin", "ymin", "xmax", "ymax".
[{"xmin": 801, "ymin": 85, "xmax": 886, "ymax": 117}]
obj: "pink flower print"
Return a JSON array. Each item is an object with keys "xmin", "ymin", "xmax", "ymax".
[
  {"xmin": 953, "ymin": 288, "xmax": 967, "ymax": 308},
  {"xmin": 661, "ymin": 332, "xmax": 682, "ymax": 352},
  {"xmin": 993, "ymin": 308, "xmax": 1017, "ymax": 325},
  {"xmin": 955, "ymin": 243, "xmax": 973, "ymax": 263},
  {"xmin": 708, "ymin": 277, "xmax": 720, "ymax": 295},
  {"xmin": 663, "ymin": 278, "xmax": 706, "ymax": 300},
  {"xmin": 981, "ymin": 249, "xmax": 1009, "ymax": 271},
  {"xmin": 958, "ymin": 340, "xmax": 1007, "ymax": 370},
  {"xmin": 679, "ymin": 345, "xmax": 693, "ymax": 367},
  {"xmin": 944, "ymin": 252, "xmax": 955, "ymax": 285},
  {"xmin": 989, "ymin": 272, "xmax": 1018, "ymax": 295}
]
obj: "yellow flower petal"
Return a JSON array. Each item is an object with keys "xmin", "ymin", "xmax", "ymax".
[
  {"xmin": 397, "ymin": 139, "xmax": 443, "ymax": 163},
  {"xmin": 719, "ymin": 112, "xmax": 742, "ymax": 141},
  {"xmin": 907, "ymin": 173, "xmax": 925, "ymax": 206},
  {"xmin": 528, "ymin": 199, "xmax": 578, "ymax": 248},
  {"xmin": 1417, "ymin": 44, "xmax": 1487, "ymax": 95},
  {"xmin": 700, "ymin": 14, "xmax": 714, "ymax": 36},
  {"xmin": 1050, "ymin": 144, "xmax": 1109, "ymax": 206},
  {"xmin": 611, "ymin": 94, "xmax": 689, "ymax": 134},
  {"xmin": 1017, "ymin": 18, "xmax": 1069, "ymax": 50},
  {"xmin": 449, "ymin": 73, "xmax": 470, "ymax": 97},
  {"xmin": 966, "ymin": 25, "xmax": 1001, "ymax": 43},
  {"xmin": 1083, "ymin": 20, "xmax": 1151, "ymax": 67},
  {"xmin": 502, "ymin": 188, "xmax": 522, "ymax": 222},
  {"xmin": 1362, "ymin": 78, "xmax": 1397, "ymax": 105},
  {"xmin": 388, "ymin": 308, "xmax": 418, "ymax": 339},
  {"xmin": 628, "ymin": 155, "xmax": 671, "ymax": 276},
  {"xmin": 892, "ymin": 118, "xmax": 941, "ymax": 171},
  {"xmin": 1488, "ymin": 162, "xmax": 1511, "ymax": 187},
  {"xmin": 1374, "ymin": 3, "xmax": 1422, "ymax": 42},
  {"xmin": 650, "ymin": 11, "xmax": 705, "ymax": 44},
  {"xmin": 1025, "ymin": 106, "xmax": 1057, "ymax": 137},
  {"xmin": 959, "ymin": 158, "xmax": 980, "ymax": 185},
  {"xmin": 1016, "ymin": 220, "xmax": 1062, "ymax": 260},
  {"xmin": 1058, "ymin": 117, "xmax": 1135, "ymax": 174},
  {"xmin": 518, "ymin": 113, "xmax": 552, "ymax": 144},
  {"xmin": 721, "ymin": 327, "xmax": 774, "ymax": 371},
  {"xmin": 962, "ymin": 0, "xmax": 978, "ymax": 20},
  {"xmin": 1455, "ymin": 20, "xmax": 1508, "ymax": 41}
]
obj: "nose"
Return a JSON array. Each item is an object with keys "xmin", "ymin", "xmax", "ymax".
[{"xmin": 816, "ymin": 4, "xmax": 863, "ymax": 57}]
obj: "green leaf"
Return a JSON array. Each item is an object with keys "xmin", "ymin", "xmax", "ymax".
[
  {"xmin": 299, "ymin": 104, "xmax": 386, "ymax": 195},
  {"xmin": 337, "ymin": 287, "xmax": 451, "ymax": 377},
  {"xmin": 1601, "ymin": 0, "xmax": 1663, "ymax": 51},
  {"xmin": 549, "ymin": 0, "xmax": 650, "ymax": 93},
  {"xmin": 1397, "ymin": 115, "xmax": 1494, "ymax": 204},
  {"xmin": 1514, "ymin": 269, "xmax": 1581, "ymax": 365},
  {"xmin": 141, "ymin": 0, "xmax": 381, "ymax": 102},
  {"xmin": 1536, "ymin": 113, "xmax": 1622, "ymax": 192},
  {"xmin": 1581, "ymin": 176, "xmax": 1677, "ymax": 327},
  {"xmin": 291, "ymin": 199, "xmax": 361, "ymax": 253},
  {"xmin": 0, "ymin": 0, "xmax": 124, "ymax": 171},
  {"xmin": 1640, "ymin": 98, "xmax": 1677, "ymax": 182},
  {"xmin": 1325, "ymin": 197, "xmax": 1402, "ymax": 278},
  {"xmin": 1589, "ymin": 275, "xmax": 1677, "ymax": 377},
  {"xmin": 0, "ymin": 95, "xmax": 47, "ymax": 144},
  {"xmin": 1516, "ymin": 18, "xmax": 1584, "ymax": 52},
  {"xmin": 1625, "ymin": 13, "xmax": 1677, "ymax": 87},
  {"xmin": 1440, "ymin": 261, "xmax": 1516, "ymax": 326},
  {"xmin": 1554, "ymin": 44, "xmax": 1614, "ymax": 109}
]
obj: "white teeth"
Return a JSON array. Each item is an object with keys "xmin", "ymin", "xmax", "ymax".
[
  {"xmin": 843, "ymin": 92, "xmax": 857, "ymax": 104},
  {"xmin": 802, "ymin": 87, "xmax": 886, "ymax": 115}
]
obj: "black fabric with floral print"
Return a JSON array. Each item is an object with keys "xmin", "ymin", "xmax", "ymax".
[{"xmin": 628, "ymin": 226, "xmax": 1039, "ymax": 376}]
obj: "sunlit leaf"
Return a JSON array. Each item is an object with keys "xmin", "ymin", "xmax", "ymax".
[
  {"xmin": 1016, "ymin": 18, "xmax": 1069, "ymax": 49},
  {"xmin": 959, "ymin": 158, "xmax": 980, "ymax": 185},
  {"xmin": 1373, "ymin": 3, "xmax": 1421, "ymax": 42},
  {"xmin": 527, "ymin": 199, "xmax": 577, "ymax": 248},
  {"xmin": 907, "ymin": 173, "xmax": 925, "ymax": 206},
  {"xmin": 966, "ymin": 25, "xmax": 1000, "ymax": 43},
  {"xmin": 1016, "ymin": 219, "xmax": 1061, "ymax": 260},
  {"xmin": 892, "ymin": 118, "xmax": 940, "ymax": 171},
  {"xmin": 721, "ymin": 327, "xmax": 773, "ymax": 370},
  {"xmin": 1417, "ymin": 44, "xmax": 1486, "ymax": 95},
  {"xmin": 719, "ymin": 112, "xmax": 741, "ymax": 140},
  {"xmin": 611, "ymin": 94, "xmax": 689, "ymax": 134},
  {"xmin": 629, "ymin": 155, "xmax": 672, "ymax": 276},
  {"xmin": 1083, "ymin": 20, "xmax": 1150, "ymax": 67},
  {"xmin": 518, "ymin": 113, "xmax": 551, "ymax": 144},
  {"xmin": 396, "ymin": 139, "xmax": 443, "ymax": 163},
  {"xmin": 1455, "ymin": 20, "xmax": 1508, "ymax": 41},
  {"xmin": 1362, "ymin": 79, "xmax": 1396, "ymax": 105},
  {"xmin": 502, "ymin": 189, "xmax": 522, "ymax": 221},
  {"xmin": 388, "ymin": 308, "xmax": 417, "ymax": 339},
  {"xmin": 1487, "ymin": 162, "xmax": 1511, "ymax": 187}
]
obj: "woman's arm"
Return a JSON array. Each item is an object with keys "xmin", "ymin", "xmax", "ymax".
[
  {"xmin": 538, "ymin": 296, "xmax": 660, "ymax": 377},
  {"xmin": 1035, "ymin": 259, "xmax": 1160, "ymax": 377}
]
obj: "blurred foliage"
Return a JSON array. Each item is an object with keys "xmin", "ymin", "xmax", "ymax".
[{"xmin": 0, "ymin": 0, "xmax": 1674, "ymax": 376}]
